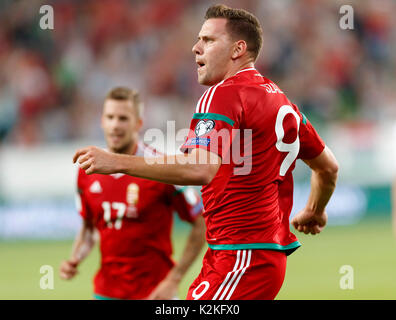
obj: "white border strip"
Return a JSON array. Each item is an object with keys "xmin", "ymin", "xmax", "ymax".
[
  {"xmin": 212, "ymin": 250, "xmax": 241, "ymax": 300},
  {"xmin": 205, "ymin": 80, "xmax": 224, "ymax": 113},
  {"xmin": 225, "ymin": 249, "xmax": 252, "ymax": 300},
  {"xmin": 235, "ymin": 67, "xmax": 256, "ymax": 75},
  {"xmin": 218, "ymin": 250, "xmax": 247, "ymax": 300}
]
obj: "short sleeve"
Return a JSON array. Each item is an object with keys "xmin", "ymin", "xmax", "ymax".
[
  {"xmin": 76, "ymin": 168, "xmax": 93, "ymax": 220},
  {"xmin": 180, "ymin": 84, "xmax": 242, "ymax": 159},
  {"xmin": 297, "ymin": 112, "xmax": 326, "ymax": 160},
  {"xmin": 169, "ymin": 185, "xmax": 204, "ymax": 224}
]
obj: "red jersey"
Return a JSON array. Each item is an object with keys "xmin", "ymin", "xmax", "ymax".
[
  {"xmin": 181, "ymin": 68, "xmax": 325, "ymax": 255},
  {"xmin": 76, "ymin": 141, "xmax": 203, "ymax": 299}
]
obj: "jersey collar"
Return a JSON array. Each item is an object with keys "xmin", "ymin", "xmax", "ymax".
[{"xmin": 235, "ymin": 67, "xmax": 257, "ymax": 75}]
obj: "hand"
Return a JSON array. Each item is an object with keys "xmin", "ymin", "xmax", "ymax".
[
  {"xmin": 291, "ymin": 209, "xmax": 327, "ymax": 235},
  {"xmin": 73, "ymin": 146, "xmax": 119, "ymax": 175},
  {"xmin": 146, "ymin": 277, "xmax": 179, "ymax": 300},
  {"xmin": 59, "ymin": 258, "xmax": 79, "ymax": 280}
]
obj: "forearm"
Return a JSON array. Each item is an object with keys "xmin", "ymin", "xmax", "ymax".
[
  {"xmin": 305, "ymin": 169, "xmax": 338, "ymax": 214},
  {"xmin": 114, "ymin": 153, "xmax": 214, "ymax": 186},
  {"xmin": 74, "ymin": 146, "xmax": 221, "ymax": 184},
  {"xmin": 70, "ymin": 225, "xmax": 96, "ymax": 263},
  {"xmin": 167, "ymin": 215, "xmax": 206, "ymax": 283}
]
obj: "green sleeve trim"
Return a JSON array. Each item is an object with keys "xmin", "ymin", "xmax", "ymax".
[
  {"xmin": 301, "ymin": 113, "xmax": 308, "ymax": 125},
  {"xmin": 208, "ymin": 241, "xmax": 301, "ymax": 255},
  {"xmin": 193, "ymin": 113, "xmax": 235, "ymax": 127},
  {"xmin": 93, "ymin": 293, "xmax": 120, "ymax": 300}
]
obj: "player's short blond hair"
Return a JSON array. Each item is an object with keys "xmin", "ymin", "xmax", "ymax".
[
  {"xmin": 205, "ymin": 4, "xmax": 263, "ymax": 62},
  {"xmin": 105, "ymin": 87, "xmax": 144, "ymax": 119}
]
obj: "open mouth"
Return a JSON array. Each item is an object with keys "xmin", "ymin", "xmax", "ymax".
[{"xmin": 197, "ymin": 61, "xmax": 205, "ymax": 69}]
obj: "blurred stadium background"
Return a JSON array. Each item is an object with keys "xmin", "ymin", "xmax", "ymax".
[{"xmin": 1, "ymin": 0, "xmax": 396, "ymax": 299}]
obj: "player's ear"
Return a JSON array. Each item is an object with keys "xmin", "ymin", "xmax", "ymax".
[{"xmin": 231, "ymin": 40, "xmax": 247, "ymax": 60}]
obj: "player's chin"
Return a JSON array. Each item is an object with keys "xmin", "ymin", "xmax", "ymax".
[
  {"xmin": 197, "ymin": 74, "xmax": 211, "ymax": 86},
  {"xmin": 108, "ymin": 142, "xmax": 124, "ymax": 153},
  {"xmin": 197, "ymin": 76, "xmax": 207, "ymax": 85}
]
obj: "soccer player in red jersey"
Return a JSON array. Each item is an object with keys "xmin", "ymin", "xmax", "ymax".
[
  {"xmin": 60, "ymin": 87, "xmax": 206, "ymax": 300},
  {"xmin": 73, "ymin": 5, "xmax": 339, "ymax": 300}
]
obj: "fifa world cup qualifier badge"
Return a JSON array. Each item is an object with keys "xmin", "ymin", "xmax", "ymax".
[
  {"xmin": 195, "ymin": 119, "xmax": 215, "ymax": 136},
  {"xmin": 126, "ymin": 183, "xmax": 139, "ymax": 218}
]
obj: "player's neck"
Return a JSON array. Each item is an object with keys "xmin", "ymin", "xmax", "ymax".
[
  {"xmin": 128, "ymin": 141, "xmax": 138, "ymax": 156},
  {"xmin": 126, "ymin": 141, "xmax": 138, "ymax": 156},
  {"xmin": 223, "ymin": 61, "xmax": 255, "ymax": 82},
  {"xmin": 109, "ymin": 140, "xmax": 138, "ymax": 156},
  {"xmin": 123, "ymin": 134, "xmax": 139, "ymax": 155}
]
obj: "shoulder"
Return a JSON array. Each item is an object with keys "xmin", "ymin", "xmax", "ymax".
[
  {"xmin": 259, "ymin": 76, "xmax": 285, "ymax": 95},
  {"xmin": 77, "ymin": 167, "xmax": 88, "ymax": 183},
  {"xmin": 76, "ymin": 166, "xmax": 92, "ymax": 191},
  {"xmin": 195, "ymin": 80, "xmax": 243, "ymax": 115}
]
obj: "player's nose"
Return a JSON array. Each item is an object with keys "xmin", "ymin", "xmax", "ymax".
[
  {"xmin": 110, "ymin": 118, "xmax": 122, "ymax": 129},
  {"xmin": 192, "ymin": 41, "xmax": 202, "ymax": 55}
]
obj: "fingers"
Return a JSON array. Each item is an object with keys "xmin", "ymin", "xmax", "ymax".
[
  {"xmin": 293, "ymin": 222, "xmax": 323, "ymax": 235},
  {"xmin": 73, "ymin": 148, "xmax": 88, "ymax": 163},
  {"xmin": 73, "ymin": 147, "xmax": 96, "ymax": 175},
  {"xmin": 59, "ymin": 261, "xmax": 79, "ymax": 280},
  {"xmin": 85, "ymin": 164, "xmax": 96, "ymax": 175},
  {"xmin": 77, "ymin": 153, "xmax": 91, "ymax": 165},
  {"xmin": 79, "ymin": 158, "xmax": 94, "ymax": 172},
  {"xmin": 311, "ymin": 225, "xmax": 322, "ymax": 234},
  {"xmin": 73, "ymin": 146, "xmax": 96, "ymax": 164}
]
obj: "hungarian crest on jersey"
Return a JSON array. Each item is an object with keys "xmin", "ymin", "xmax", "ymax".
[{"xmin": 126, "ymin": 183, "xmax": 139, "ymax": 218}]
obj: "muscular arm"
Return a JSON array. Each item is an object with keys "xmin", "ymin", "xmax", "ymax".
[
  {"xmin": 73, "ymin": 147, "xmax": 221, "ymax": 186},
  {"xmin": 291, "ymin": 146, "xmax": 339, "ymax": 235},
  {"xmin": 303, "ymin": 146, "xmax": 339, "ymax": 214},
  {"xmin": 148, "ymin": 215, "xmax": 206, "ymax": 299},
  {"xmin": 59, "ymin": 219, "xmax": 97, "ymax": 279}
]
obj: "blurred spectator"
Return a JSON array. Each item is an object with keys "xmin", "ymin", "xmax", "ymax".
[{"xmin": 0, "ymin": 0, "xmax": 395, "ymax": 146}]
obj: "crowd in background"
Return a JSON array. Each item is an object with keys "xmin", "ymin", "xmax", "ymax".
[{"xmin": 0, "ymin": 0, "xmax": 395, "ymax": 146}]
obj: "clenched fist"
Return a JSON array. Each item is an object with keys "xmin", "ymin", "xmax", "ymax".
[
  {"xmin": 291, "ymin": 209, "xmax": 327, "ymax": 235},
  {"xmin": 73, "ymin": 146, "xmax": 121, "ymax": 175},
  {"xmin": 59, "ymin": 258, "xmax": 79, "ymax": 280}
]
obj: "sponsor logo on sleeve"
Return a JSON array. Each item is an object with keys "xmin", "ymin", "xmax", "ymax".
[{"xmin": 184, "ymin": 137, "xmax": 210, "ymax": 147}]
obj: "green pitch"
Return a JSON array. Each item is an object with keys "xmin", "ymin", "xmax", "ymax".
[{"xmin": 1, "ymin": 216, "xmax": 395, "ymax": 300}]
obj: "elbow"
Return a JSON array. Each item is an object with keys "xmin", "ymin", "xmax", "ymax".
[
  {"xmin": 187, "ymin": 164, "xmax": 218, "ymax": 186},
  {"xmin": 200, "ymin": 175, "xmax": 213, "ymax": 186},
  {"xmin": 196, "ymin": 169, "xmax": 215, "ymax": 185},
  {"xmin": 324, "ymin": 147, "xmax": 339, "ymax": 180},
  {"xmin": 328, "ymin": 159, "xmax": 339, "ymax": 177},
  {"xmin": 317, "ymin": 160, "xmax": 339, "ymax": 186},
  {"xmin": 201, "ymin": 163, "xmax": 220, "ymax": 185}
]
